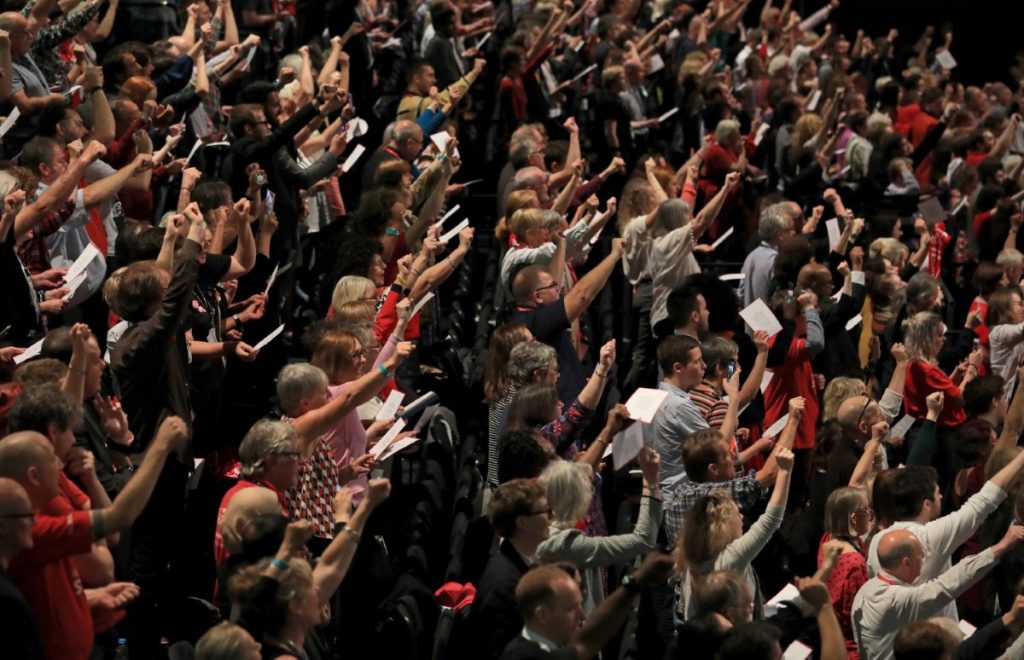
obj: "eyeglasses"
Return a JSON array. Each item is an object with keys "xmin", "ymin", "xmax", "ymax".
[
  {"xmin": 528, "ymin": 508, "xmax": 554, "ymax": 518},
  {"xmin": 533, "ymin": 281, "xmax": 560, "ymax": 295},
  {"xmin": 854, "ymin": 398, "xmax": 872, "ymax": 428}
]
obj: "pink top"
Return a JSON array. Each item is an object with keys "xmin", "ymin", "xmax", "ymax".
[{"xmin": 322, "ymin": 333, "xmax": 399, "ymax": 504}]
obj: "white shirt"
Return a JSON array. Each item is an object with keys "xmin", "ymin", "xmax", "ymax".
[{"xmin": 865, "ymin": 480, "xmax": 1005, "ymax": 622}]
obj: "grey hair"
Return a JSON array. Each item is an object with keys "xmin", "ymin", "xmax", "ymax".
[
  {"xmin": 381, "ymin": 121, "xmax": 396, "ymax": 143},
  {"xmin": 904, "ymin": 272, "xmax": 940, "ymax": 310},
  {"xmin": 997, "ymin": 248, "xmax": 1024, "ymax": 267},
  {"xmin": 538, "ymin": 459, "xmax": 594, "ymax": 528},
  {"xmin": 238, "ymin": 419, "xmax": 297, "ymax": 478},
  {"xmin": 392, "ymin": 120, "xmax": 421, "ymax": 143},
  {"xmin": 701, "ymin": 337, "xmax": 738, "ymax": 378},
  {"xmin": 507, "ymin": 341, "xmax": 557, "ymax": 384},
  {"xmin": 653, "ymin": 198, "xmax": 692, "ymax": 232},
  {"xmin": 276, "ymin": 363, "xmax": 329, "ymax": 413},
  {"xmin": 511, "ymin": 166, "xmax": 546, "ymax": 192},
  {"xmin": 758, "ymin": 202, "xmax": 794, "ymax": 242},
  {"xmin": 540, "ymin": 209, "xmax": 564, "ymax": 231},
  {"xmin": 715, "ymin": 118, "xmax": 741, "ymax": 145},
  {"xmin": 509, "ymin": 138, "xmax": 540, "ymax": 169}
]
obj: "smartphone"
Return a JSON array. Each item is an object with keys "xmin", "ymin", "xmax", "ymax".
[
  {"xmin": 785, "ymin": 290, "xmax": 794, "ymax": 304},
  {"xmin": 726, "ymin": 360, "xmax": 737, "ymax": 378},
  {"xmin": 265, "ymin": 190, "xmax": 275, "ymax": 216}
]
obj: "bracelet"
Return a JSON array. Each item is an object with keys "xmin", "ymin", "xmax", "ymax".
[
  {"xmin": 645, "ymin": 482, "xmax": 661, "ymax": 491},
  {"xmin": 270, "ymin": 558, "xmax": 290, "ymax": 571},
  {"xmin": 593, "ymin": 369, "xmax": 607, "ymax": 379},
  {"xmin": 341, "ymin": 526, "xmax": 361, "ymax": 540},
  {"xmin": 385, "ymin": 227, "xmax": 400, "ymax": 237},
  {"xmin": 378, "ymin": 364, "xmax": 390, "ymax": 377},
  {"xmin": 437, "ymin": 154, "xmax": 448, "ymax": 162},
  {"xmin": 232, "ymin": 313, "xmax": 243, "ymax": 326}
]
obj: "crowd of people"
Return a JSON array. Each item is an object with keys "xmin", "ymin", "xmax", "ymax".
[{"xmin": 2, "ymin": 0, "xmax": 1024, "ymax": 658}]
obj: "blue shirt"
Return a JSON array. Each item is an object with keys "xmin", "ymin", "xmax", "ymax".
[{"xmin": 643, "ymin": 381, "xmax": 709, "ymax": 493}]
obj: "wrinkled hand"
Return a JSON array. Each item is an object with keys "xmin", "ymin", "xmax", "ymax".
[
  {"xmin": 283, "ymin": 520, "xmax": 314, "ymax": 555},
  {"xmin": 774, "ymin": 446, "xmax": 794, "ymax": 471},
  {"xmin": 598, "ymin": 339, "xmax": 615, "ymax": 368},
  {"xmin": 366, "ymin": 477, "xmax": 392, "ymax": 507}
]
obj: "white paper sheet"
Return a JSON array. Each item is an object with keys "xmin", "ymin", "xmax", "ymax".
[
  {"xmin": 61, "ymin": 270, "xmax": 89, "ymax": 302},
  {"xmin": 369, "ymin": 418, "xmax": 408, "ymax": 459},
  {"xmin": 826, "ymin": 218, "xmax": 841, "ymax": 250},
  {"xmin": 647, "ymin": 54, "xmax": 665, "ymax": 74},
  {"xmin": 13, "ymin": 338, "xmax": 44, "ymax": 365},
  {"xmin": 263, "ymin": 263, "xmax": 279, "ymax": 297},
  {"xmin": 439, "ymin": 218, "xmax": 469, "ymax": 243},
  {"xmin": 958, "ymin": 620, "xmax": 976, "ymax": 638},
  {"xmin": 710, "ymin": 226, "xmax": 734, "ymax": 250},
  {"xmin": 936, "ymin": 49, "xmax": 957, "ymax": 70},
  {"xmin": 377, "ymin": 434, "xmax": 420, "ymax": 462},
  {"xmin": 888, "ymin": 415, "xmax": 915, "ymax": 440},
  {"xmin": 612, "ymin": 422, "xmax": 645, "ymax": 470},
  {"xmin": 720, "ymin": 273, "xmax": 745, "ymax": 282},
  {"xmin": 763, "ymin": 413, "xmax": 789, "ymax": 439},
  {"xmin": 429, "ymin": 131, "xmax": 461, "ymax": 159},
  {"xmin": 252, "ymin": 323, "xmax": 285, "ymax": 352},
  {"xmin": 845, "ymin": 313, "xmax": 863, "ymax": 331},
  {"xmin": 567, "ymin": 64, "xmax": 598, "ymax": 84},
  {"xmin": 411, "ymin": 291, "xmax": 435, "ymax": 317},
  {"xmin": 432, "ymin": 204, "xmax": 461, "ymax": 230},
  {"xmin": 753, "ymin": 122, "xmax": 770, "ymax": 146},
  {"xmin": 658, "ymin": 107, "xmax": 679, "ymax": 123},
  {"xmin": 476, "ymin": 33, "xmax": 492, "ymax": 49},
  {"xmin": 375, "ymin": 390, "xmax": 405, "ymax": 421},
  {"xmin": 413, "ymin": 403, "xmax": 440, "ymax": 432},
  {"xmin": 806, "ymin": 89, "xmax": 822, "ymax": 111},
  {"xmin": 782, "ymin": 641, "xmax": 813, "ymax": 660},
  {"xmin": 0, "ymin": 108, "xmax": 21, "ymax": 137},
  {"xmin": 760, "ymin": 371, "xmax": 774, "ymax": 394},
  {"xmin": 739, "ymin": 299, "xmax": 782, "ymax": 336},
  {"xmin": 345, "ymin": 117, "xmax": 369, "ymax": 138},
  {"xmin": 64, "ymin": 243, "xmax": 102, "ymax": 284},
  {"xmin": 765, "ymin": 583, "xmax": 800, "ymax": 617},
  {"xmin": 624, "ymin": 388, "xmax": 669, "ymax": 423},
  {"xmin": 341, "ymin": 144, "xmax": 366, "ymax": 173}
]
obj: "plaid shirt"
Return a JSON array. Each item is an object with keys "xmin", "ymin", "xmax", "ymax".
[
  {"xmin": 663, "ymin": 471, "xmax": 764, "ymax": 547},
  {"xmin": 16, "ymin": 198, "xmax": 78, "ymax": 275}
]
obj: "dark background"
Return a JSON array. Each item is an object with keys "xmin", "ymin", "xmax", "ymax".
[{"xmin": 794, "ymin": 0, "xmax": 1020, "ymax": 85}]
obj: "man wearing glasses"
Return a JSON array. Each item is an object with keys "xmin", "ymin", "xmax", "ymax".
[
  {"xmin": 0, "ymin": 477, "xmax": 43, "ymax": 660},
  {"xmin": 509, "ymin": 238, "xmax": 626, "ymax": 406}
]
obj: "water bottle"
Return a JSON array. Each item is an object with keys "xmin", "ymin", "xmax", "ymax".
[{"xmin": 114, "ymin": 637, "xmax": 129, "ymax": 660}]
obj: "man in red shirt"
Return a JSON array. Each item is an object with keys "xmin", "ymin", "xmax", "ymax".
[{"xmin": 0, "ymin": 416, "xmax": 187, "ymax": 660}]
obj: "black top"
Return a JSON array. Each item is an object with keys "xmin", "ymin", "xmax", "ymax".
[
  {"xmin": 499, "ymin": 635, "xmax": 576, "ymax": 660},
  {"xmin": 469, "ymin": 540, "xmax": 531, "ymax": 659},
  {"xmin": 0, "ymin": 565, "xmax": 45, "ymax": 660},
  {"xmin": 510, "ymin": 298, "xmax": 584, "ymax": 406}
]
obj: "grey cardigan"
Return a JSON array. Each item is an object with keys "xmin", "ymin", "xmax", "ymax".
[{"xmin": 537, "ymin": 495, "xmax": 662, "ymax": 614}]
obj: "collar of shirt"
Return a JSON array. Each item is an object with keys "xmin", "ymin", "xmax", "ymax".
[
  {"xmin": 658, "ymin": 380, "xmax": 691, "ymax": 400},
  {"xmin": 522, "ymin": 627, "xmax": 561, "ymax": 651},
  {"xmin": 876, "ymin": 570, "xmax": 907, "ymax": 587}
]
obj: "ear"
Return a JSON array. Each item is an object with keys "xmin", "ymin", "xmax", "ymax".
[
  {"xmin": 25, "ymin": 464, "xmax": 41, "ymax": 488},
  {"xmin": 46, "ymin": 421, "xmax": 62, "ymax": 442},
  {"xmin": 672, "ymin": 361, "xmax": 684, "ymax": 374}
]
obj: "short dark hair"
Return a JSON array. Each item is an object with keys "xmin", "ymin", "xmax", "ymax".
[
  {"xmin": 488, "ymin": 478, "xmax": 546, "ymax": 537},
  {"xmin": 657, "ymin": 334, "xmax": 701, "ymax": 375},
  {"xmin": 9, "ymin": 383, "xmax": 81, "ymax": 434},
  {"xmin": 963, "ymin": 375, "xmax": 1004, "ymax": 418},
  {"xmin": 954, "ymin": 418, "xmax": 994, "ymax": 466},
  {"xmin": 717, "ymin": 622, "xmax": 781, "ymax": 660},
  {"xmin": 498, "ymin": 431, "xmax": 550, "ymax": 482},
  {"xmin": 40, "ymin": 326, "xmax": 74, "ymax": 364},
  {"xmin": 17, "ymin": 137, "xmax": 60, "ymax": 174},
  {"xmin": 405, "ymin": 58, "xmax": 433, "ymax": 83},
  {"xmin": 885, "ymin": 466, "xmax": 939, "ymax": 521},
  {"xmin": 893, "ymin": 621, "xmax": 954, "ymax": 660},
  {"xmin": 193, "ymin": 180, "xmax": 232, "ymax": 214},
  {"xmin": 241, "ymin": 80, "xmax": 279, "ymax": 105},
  {"xmin": 666, "ymin": 286, "xmax": 702, "ymax": 330}
]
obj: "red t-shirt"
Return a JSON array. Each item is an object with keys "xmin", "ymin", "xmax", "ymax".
[
  {"xmin": 214, "ymin": 479, "xmax": 288, "ymax": 567},
  {"xmin": 904, "ymin": 359, "xmax": 966, "ymax": 427},
  {"xmin": 9, "ymin": 510, "xmax": 95, "ymax": 660},
  {"xmin": 763, "ymin": 336, "xmax": 819, "ymax": 449}
]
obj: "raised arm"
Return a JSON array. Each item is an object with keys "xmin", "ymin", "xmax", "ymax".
[
  {"xmin": 997, "ymin": 365, "xmax": 1024, "ymax": 451},
  {"xmin": 756, "ymin": 398, "xmax": 803, "ymax": 487},
  {"xmin": 563, "ymin": 238, "xmax": 625, "ymax": 322},
  {"xmin": 691, "ymin": 171, "xmax": 739, "ymax": 240},
  {"xmin": 736, "ymin": 330, "xmax": 770, "ymax": 407},
  {"xmin": 14, "ymin": 140, "xmax": 103, "ymax": 238}
]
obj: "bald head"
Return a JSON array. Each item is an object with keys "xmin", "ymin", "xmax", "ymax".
[
  {"xmin": 877, "ymin": 529, "xmax": 921, "ymax": 571},
  {"xmin": 0, "ymin": 477, "xmax": 30, "ymax": 516},
  {"xmin": 836, "ymin": 395, "xmax": 874, "ymax": 435},
  {"xmin": 511, "ymin": 265, "xmax": 546, "ymax": 306},
  {"xmin": 0, "ymin": 13, "xmax": 31, "ymax": 58},
  {"xmin": 391, "ymin": 120, "xmax": 423, "ymax": 160},
  {"xmin": 0, "ymin": 432, "xmax": 52, "ymax": 482}
]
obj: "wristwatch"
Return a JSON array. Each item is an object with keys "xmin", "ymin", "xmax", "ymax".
[{"xmin": 621, "ymin": 573, "xmax": 643, "ymax": 595}]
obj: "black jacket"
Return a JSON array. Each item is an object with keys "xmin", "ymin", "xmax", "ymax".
[{"xmin": 471, "ymin": 540, "xmax": 532, "ymax": 660}]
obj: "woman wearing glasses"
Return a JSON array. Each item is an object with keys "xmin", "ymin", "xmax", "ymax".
[{"xmin": 820, "ymin": 487, "xmax": 873, "ymax": 659}]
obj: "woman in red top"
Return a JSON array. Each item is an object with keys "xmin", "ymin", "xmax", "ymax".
[
  {"xmin": 901, "ymin": 311, "xmax": 982, "ymax": 427},
  {"xmin": 819, "ymin": 487, "xmax": 873, "ymax": 660}
]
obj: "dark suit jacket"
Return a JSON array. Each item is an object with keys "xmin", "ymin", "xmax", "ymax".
[
  {"xmin": 0, "ymin": 567, "xmax": 45, "ymax": 660},
  {"xmin": 471, "ymin": 540, "xmax": 531, "ymax": 659},
  {"xmin": 499, "ymin": 635, "xmax": 575, "ymax": 660},
  {"xmin": 424, "ymin": 35, "xmax": 464, "ymax": 90}
]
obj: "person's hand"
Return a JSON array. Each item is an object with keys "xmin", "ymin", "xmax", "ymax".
[
  {"xmin": 644, "ymin": 157, "xmax": 657, "ymax": 177},
  {"xmin": 199, "ymin": 21, "xmax": 214, "ymax": 42},
  {"xmin": 890, "ymin": 342, "xmax": 907, "ymax": 365},
  {"xmin": 0, "ymin": 346, "xmax": 25, "ymax": 366},
  {"xmin": 967, "ymin": 347, "xmax": 985, "ymax": 368},
  {"xmin": 610, "ymin": 237, "xmax": 626, "ymax": 257},
  {"xmin": 822, "ymin": 187, "xmax": 840, "ymax": 205},
  {"xmin": 182, "ymin": 166, "xmax": 202, "ymax": 189},
  {"xmin": 81, "ymin": 65, "xmax": 103, "ymax": 90},
  {"xmin": 563, "ymin": 116, "xmax": 579, "ymax": 135},
  {"xmin": 39, "ymin": 297, "xmax": 67, "ymax": 314},
  {"xmin": 328, "ymin": 132, "xmax": 349, "ymax": 158},
  {"xmin": 1, "ymin": 189, "xmax": 25, "ymax": 220},
  {"xmin": 153, "ymin": 416, "xmax": 188, "ymax": 452},
  {"xmin": 965, "ymin": 307, "xmax": 983, "ymax": 329},
  {"xmin": 131, "ymin": 154, "xmax": 154, "ymax": 174},
  {"xmin": 70, "ymin": 321, "xmax": 90, "ymax": 354},
  {"xmin": 795, "ymin": 576, "xmax": 831, "ymax": 610},
  {"xmin": 994, "ymin": 525, "xmax": 1024, "ymax": 557},
  {"xmin": 598, "ymin": 339, "xmax": 615, "ymax": 370},
  {"xmin": 457, "ymin": 226, "xmax": 474, "ymax": 251},
  {"xmin": 231, "ymin": 198, "xmax": 251, "ymax": 226},
  {"xmin": 605, "ymin": 403, "xmax": 629, "ymax": 434},
  {"xmin": 836, "ymin": 260, "xmax": 850, "ymax": 280},
  {"xmin": 395, "ymin": 297, "xmax": 413, "ymax": 325},
  {"xmin": 365, "ymin": 477, "xmax": 392, "ymax": 507},
  {"xmin": 849, "ymin": 245, "xmax": 864, "ymax": 271},
  {"xmin": 723, "ymin": 365, "xmax": 741, "ymax": 398},
  {"xmin": 796, "ymin": 290, "xmax": 817, "ymax": 311},
  {"xmin": 366, "ymin": 418, "xmax": 396, "ymax": 441},
  {"xmin": 282, "ymin": 520, "xmax": 314, "ymax": 556},
  {"xmin": 232, "ymin": 341, "xmax": 258, "ymax": 361},
  {"xmin": 749, "ymin": 436, "xmax": 774, "ymax": 455},
  {"xmin": 90, "ymin": 582, "xmax": 141, "ymax": 612},
  {"xmin": 1002, "ymin": 594, "xmax": 1024, "ymax": 633},
  {"xmin": 349, "ymin": 453, "xmax": 377, "ymax": 476},
  {"xmin": 65, "ymin": 446, "xmax": 97, "ymax": 482},
  {"xmin": 92, "ymin": 394, "xmax": 132, "ymax": 444},
  {"xmin": 472, "ymin": 58, "xmax": 486, "ymax": 75},
  {"xmin": 29, "ymin": 267, "xmax": 66, "ymax": 290},
  {"xmin": 788, "ymin": 396, "xmax": 806, "ymax": 421},
  {"xmin": 871, "ymin": 419, "xmax": 890, "ymax": 442},
  {"xmin": 240, "ymin": 294, "xmax": 266, "ymax": 323},
  {"xmin": 820, "ymin": 539, "xmax": 845, "ymax": 573},
  {"xmin": 637, "ymin": 446, "xmax": 660, "ymax": 484},
  {"xmin": 83, "ymin": 140, "xmax": 107, "ymax": 162},
  {"xmin": 775, "ymin": 446, "xmax": 794, "ymax": 471},
  {"xmin": 387, "ymin": 341, "xmax": 414, "ymax": 368},
  {"xmin": 925, "ymin": 391, "xmax": 945, "ymax": 419},
  {"xmin": 632, "ymin": 552, "xmax": 675, "ymax": 588}
]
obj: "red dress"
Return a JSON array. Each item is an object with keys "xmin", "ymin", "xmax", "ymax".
[
  {"xmin": 763, "ymin": 336, "xmax": 819, "ymax": 450},
  {"xmin": 818, "ymin": 534, "xmax": 867, "ymax": 660}
]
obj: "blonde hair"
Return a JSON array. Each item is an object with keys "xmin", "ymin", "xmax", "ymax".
[
  {"xmin": 902, "ymin": 311, "xmax": 944, "ymax": 361},
  {"xmin": 195, "ymin": 622, "xmax": 259, "ymax": 660},
  {"xmin": 870, "ymin": 237, "xmax": 910, "ymax": 266},
  {"xmin": 823, "ymin": 377, "xmax": 868, "ymax": 421},
  {"xmin": 330, "ymin": 276, "xmax": 375, "ymax": 318},
  {"xmin": 496, "ymin": 190, "xmax": 540, "ymax": 241},
  {"xmin": 789, "ymin": 113, "xmax": 823, "ymax": 162},
  {"xmin": 538, "ymin": 460, "xmax": 593, "ymax": 528},
  {"xmin": 674, "ymin": 491, "xmax": 740, "ymax": 576},
  {"xmin": 617, "ymin": 178, "xmax": 656, "ymax": 232},
  {"xmin": 602, "ymin": 65, "xmax": 625, "ymax": 89},
  {"xmin": 509, "ymin": 208, "xmax": 546, "ymax": 237},
  {"xmin": 824, "ymin": 487, "xmax": 869, "ymax": 539},
  {"xmin": 333, "ymin": 300, "xmax": 375, "ymax": 324}
]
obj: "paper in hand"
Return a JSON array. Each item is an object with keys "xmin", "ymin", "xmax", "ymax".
[
  {"xmin": 917, "ymin": 197, "xmax": 946, "ymax": 225},
  {"xmin": 935, "ymin": 50, "xmax": 957, "ymax": 70},
  {"xmin": 13, "ymin": 338, "xmax": 44, "ymax": 365},
  {"xmin": 375, "ymin": 390, "xmax": 405, "ymax": 421},
  {"xmin": 806, "ymin": 89, "xmax": 822, "ymax": 111},
  {"xmin": 411, "ymin": 292, "xmax": 435, "ymax": 317},
  {"xmin": 0, "ymin": 108, "xmax": 21, "ymax": 137},
  {"xmin": 369, "ymin": 418, "xmax": 408, "ymax": 459},
  {"xmin": 567, "ymin": 64, "xmax": 598, "ymax": 84},
  {"xmin": 709, "ymin": 226, "xmax": 734, "ymax": 250},
  {"xmin": 341, "ymin": 144, "xmax": 366, "ymax": 172},
  {"xmin": 65, "ymin": 243, "xmax": 102, "ymax": 284},
  {"xmin": 624, "ymin": 388, "xmax": 669, "ymax": 423},
  {"xmin": 263, "ymin": 264, "xmax": 279, "ymax": 297},
  {"xmin": 753, "ymin": 122, "xmax": 770, "ymax": 146},
  {"xmin": 433, "ymin": 204, "xmax": 461, "ymax": 230},
  {"xmin": 377, "ymin": 434, "xmax": 421, "ymax": 462},
  {"xmin": 612, "ymin": 422, "xmax": 645, "ymax": 470},
  {"xmin": 720, "ymin": 273, "xmax": 745, "ymax": 282},
  {"xmin": 845, "ymin": 314, "xmax": 863, "ymax": 331},
  {"xmin": 760, "ymin": 371, "xmax": 774, "ymax": 394},
  {"xmin": 61, "ymin": 270, "xmax": 89, "ymax": 302},
  {"xmin": 763, "ymin": 414, "xmax": 789, "ymax": 439},
  {"xmin": 439, "ymin": 218, "xmax": 469, "ymax": 243},
  {"xmin": 825, "ymin": 218, "xmax": 841, "ymax": 250},
  {"xmin": 739, "ymin": 299, "xmax": 783, "ymax": 337},
  {"xmin": 430, "ymin": 131, "xmax": 461, "ymax": 159},
  {"xmin": 888, "ymin": 415, "xmax": 915, "ymax": 441},
  {"xmin": 252, "ymin": 324, "xmax": 285, "ymax": 352},
  {"xmin": 647, "ymin": 54, "xmax": 665, "ymax": 74},
  {"xmin": 658, "ymin": 107, "xmax": 679, "ymax": 123},
  {"xmin": 782, "ymin": 641, "xmax": 813, "ymax": 660},
  {"xmin": 345, "ymin": 117, "xmax": 369, "ymax": 138}
]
